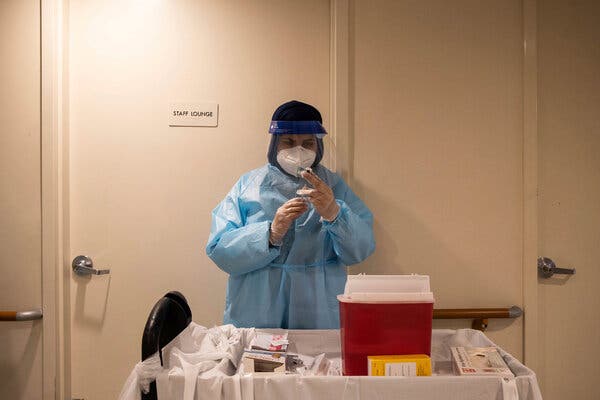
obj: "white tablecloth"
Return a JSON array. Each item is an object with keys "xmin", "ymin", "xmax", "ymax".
[{"xmin": 153, "ymin": 328, "xmax": 542, "ymax": 400}]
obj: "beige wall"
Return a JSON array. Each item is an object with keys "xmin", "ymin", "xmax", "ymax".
[
  {"xmin": 0, "ymin": 1, "xmax": 43, "ymax": 399},
  {"xmin": 351, "ymin": 0, "xmax": 524, "ymax": 358},
  {"xmin": 2, "ymin": 0, "xmax": 594, "ymax": 398},
  {"xmin": 66, "ymin": 0, "xmax": 533, "ymax": 397}
]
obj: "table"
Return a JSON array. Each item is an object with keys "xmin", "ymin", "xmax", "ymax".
[{"xmin": 152, "ymin": 328, "xmax": 542, "ymax": 400}]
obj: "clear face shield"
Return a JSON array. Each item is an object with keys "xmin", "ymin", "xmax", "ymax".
[
  {"xmin": 269, "ymin": 120, "xmax": 336, "ymax": 174},
  {"xmin": 319, "ymin": 134, "xmax": 336, "ymax": 173}
]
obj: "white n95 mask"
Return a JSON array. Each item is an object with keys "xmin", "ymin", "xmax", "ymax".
[{"xmin": 277, "ymin": 146, "xmax": 316, "ymax": 177}]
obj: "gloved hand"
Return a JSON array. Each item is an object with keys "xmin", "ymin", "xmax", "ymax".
[
  {"xmin": 270, "ymin": 197, "xmax": 308, "ymax": 245},
  {"xmin": 298, "ymin": 170, "xmax": 340, "ymax": 222}
]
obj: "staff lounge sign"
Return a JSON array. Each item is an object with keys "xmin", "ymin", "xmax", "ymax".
[{"xmin": 169, "ymin": 102, "xmax": 219, "ymax": 127}]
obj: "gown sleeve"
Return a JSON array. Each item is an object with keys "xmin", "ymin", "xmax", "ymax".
[
  {"xmin": 205, "ymin": 179, "xmax": 280, "ymax": 276},
  {"xmin": 322, "ymin": 178, "xmax": 376, "ymax": 266}
]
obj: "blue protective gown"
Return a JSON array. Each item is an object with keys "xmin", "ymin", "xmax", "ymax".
[{"xmin": 206, "ymin": 164, "xmax": 375, "ymax": 329}]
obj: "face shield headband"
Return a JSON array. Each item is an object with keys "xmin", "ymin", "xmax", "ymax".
[{"xmin": 269, "ymin": 120, "xmax": 327, "ymax": 138}]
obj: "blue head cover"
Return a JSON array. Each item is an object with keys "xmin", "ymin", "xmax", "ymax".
[{"xmin": 267, "ymin": 100, "xmax": 326, "ymax": 172}]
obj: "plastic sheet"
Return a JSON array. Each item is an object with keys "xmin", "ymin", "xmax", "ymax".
[
  {"xmin": 120, "ymin": 327, "xmax": 542, "ymax": 400},
  {"xmin": 118, "ymin": 353, "xmax": 163, "ymax": 400},
  {"xmin": 118, "ymin": 323, "xmax": 255, "ymax": 400}
]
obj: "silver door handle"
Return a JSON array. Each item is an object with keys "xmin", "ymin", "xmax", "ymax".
[
  {"xmin": 72, "ymin": 255, "xmax": 110, "ymax": 276},
  {"xmin": 0, "ymin": 309, "xmax": 43, "ymax": 321},
  {"xmin": 538, "ymin": 257, "xmax": 576, "ymax": 278}
]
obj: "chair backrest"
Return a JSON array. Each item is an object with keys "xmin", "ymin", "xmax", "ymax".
[{"xmin": 140, "ymin": 291, "xmax": 192, "ymax": 400}]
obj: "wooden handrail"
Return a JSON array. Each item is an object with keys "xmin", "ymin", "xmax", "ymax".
[
  {"xmin": 433, "ymin": 306, "xmax": 522, "ymax": 331},
  {"xmin": 0, "ymin": 309, "xmax": 43, "ymax": 321},
  {"xmin": 0, "ymin": 311, "xmax": 17, "ymax": 321}
]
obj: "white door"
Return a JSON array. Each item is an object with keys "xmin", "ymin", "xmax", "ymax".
[
  {"xmin": 67, "ymin": 1, "xmax": 331, "ymax": 398},
  {"xmin": 0, "ymin": 1, "xmax": 43, "ymax": 399},
  {"xmin": 537, "ymin": 1, "xmax": 600, "ymax": 399}
]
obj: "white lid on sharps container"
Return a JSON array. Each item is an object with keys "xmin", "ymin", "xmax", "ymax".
[{"xmin": 337, "ymin": 274, "xmax": 435, "ymax": 304}]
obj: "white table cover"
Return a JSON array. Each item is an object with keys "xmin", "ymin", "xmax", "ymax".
[{"xmin": 152, "ymin": 328, "xmax": 542, "ymax": 400}]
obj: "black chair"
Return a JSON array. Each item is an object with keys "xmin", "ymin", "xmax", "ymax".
[{"xmin": 141, "ymin": 291, "xmax": 192, "ymax": 400}]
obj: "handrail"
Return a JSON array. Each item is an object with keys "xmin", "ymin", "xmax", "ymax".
[
  {"xmin": 0, "ymin": 309, "xmax": 43, "ymax": 321},
  {"xmin": 433, "ymin": 306, "xmax": 522, "ymax": 331}
]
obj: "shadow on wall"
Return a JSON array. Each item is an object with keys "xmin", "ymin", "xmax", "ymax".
[
  {"xmin": 350, "ymin": 178, "xmax": 467, "ymax": 279},
  {"xmin": 0, "ymin": 320, "xmax": 42, "ymax": 399},
  {"xmin": 347, "ymin": 178, "xmax": 516, "ymax": 310},
  {"xmin": 433, "ymin": 317, "xmax": 519, "ymax": 334},
  {"xmin": 74, "ymin": 273, "xmax": 111, "ymax": 330}
]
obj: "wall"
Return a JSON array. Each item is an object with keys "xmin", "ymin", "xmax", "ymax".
[
  {"xmin": 66, "ymin": 0, "xmax": 530, "ymax": 398},
  {"xmin": 350, "ymin": 0, "xmax": 524, "ymax": 357},
  {"xmin": 0, "ymin": 1, "xmax": 43, "ymax": 399}
]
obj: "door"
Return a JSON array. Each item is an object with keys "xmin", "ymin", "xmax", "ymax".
[
  {"xmin": 537, "ymin": 1, "xmax": 600, "ymax": 399},
  {"xmin": 67, "ymin": 1, "xmax": 331, "ymax": 398},
  {"xmin": 0, "ymin": 1, "xmax": 43, "ymax": 399}
]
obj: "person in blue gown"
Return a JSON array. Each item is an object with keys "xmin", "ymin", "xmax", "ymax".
[{"xmin": 206, "ymin": 100, "xmax": 375, "ymax": 329}]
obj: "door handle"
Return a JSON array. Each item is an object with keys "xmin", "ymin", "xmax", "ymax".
[
  {"xmin": 0, "ymin": 309, "xmax": 43, "ymax": 321},
  {"xmin": 72, "ymin": 255, "xmax": 110, "ymax": 276},
  {"xmin": 538, "ymin": 257, "xmax": 576, "ymax": 278}
]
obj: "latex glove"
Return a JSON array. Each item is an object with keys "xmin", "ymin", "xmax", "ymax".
[
  {"xmin": 270, "ymin": 197, "xmax": 308, "ymax": 245},
  {"xmin": 298, "ymin": 170, "xmax": 340, "ymax": 222}
]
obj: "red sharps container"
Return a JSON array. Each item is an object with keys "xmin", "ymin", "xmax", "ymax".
[{"xmin": 338, "ymin": 275, "xmax": 435, "ymax": 376}]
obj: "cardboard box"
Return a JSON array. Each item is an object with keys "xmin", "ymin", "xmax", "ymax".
[
  {"xmin": 368, "ymin": 354, "xmax": 432, "ymax": 376},
  {"xmin": 451, "ymin": 346, "xmax": 514, "ymax": 378},
  {"xmin": 242, "ymin": 350, "xmax": 286, "ymax": 373}
]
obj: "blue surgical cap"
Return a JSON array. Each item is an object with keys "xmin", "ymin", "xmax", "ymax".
[{"xmin": 268, "ymin": 100, "xmax": 327, "ymax": 136}]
